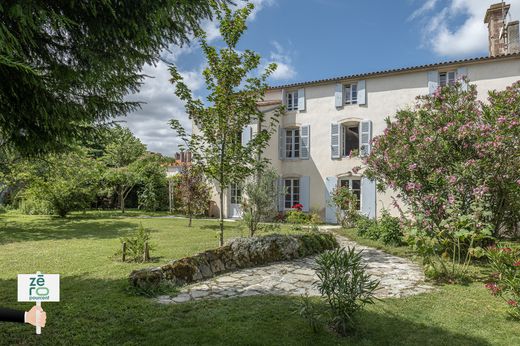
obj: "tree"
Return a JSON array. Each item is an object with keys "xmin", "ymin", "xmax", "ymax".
[
  {"xmin": 0, "ymin": 1, "xmax": 226, "ymax": 157},
  {"xmin": 15, "ymin": 150, "xmax": 102, "ymax": 217},
  {"xmin": 242, "ymin": 168, "xmax": 279, "ymax": 236},
  {"xmin": 101, "ymin": 126, "xmax": 147, "ymax": 213},
  {"xmin": 135, "ymin": 153, "xmax": 168, "ymax": 211},
  {"xmin": 365, "ymin": 80, "xmax": 520, "ymax": 238},
  {"xmin": 177, "ymin": 163, "xmax": 211, "ymax": 226},
  {"xmin": 170, "ymin": 3, "xmax": 282, "ymax": 245}
]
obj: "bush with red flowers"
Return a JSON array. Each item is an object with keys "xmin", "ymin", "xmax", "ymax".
[
  {"xmin": 292, "ymin": 203, "xmax": 303, "ymax": 212},
  {"xmin": 485, "ymin": 245, "xmax": 520, "ymax": 320}
]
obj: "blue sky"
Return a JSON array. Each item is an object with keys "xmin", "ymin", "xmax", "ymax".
[{"xmin": 123, "ymin": 0, "xmax": 520, "ymax": 156}]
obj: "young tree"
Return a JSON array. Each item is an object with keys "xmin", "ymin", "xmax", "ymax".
[
  {"xmin": 170, "ymin": 3, "xmax": 283, "ymax": 245},
  {"xmin": 242, "ymin": 168, "xmax": 279, "ymax": 236},
  {"xmin": 177, "ymin": 163, "xmax": 211, "ymax": 227},
  {"xmin": 0, "ymin": 1, "xmax": 226, "ymax": 157}
]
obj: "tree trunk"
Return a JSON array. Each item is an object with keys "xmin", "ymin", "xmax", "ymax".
[
  {"xmin": 219, "ymin": 185, "xmax": 224, "ymax": 246},
  {"xmin": 120, "ymin": 188, "xmax": 125, "ymax": 213},
  {"xmin": 188, "ymin": 204, "xmax": 192, "ymax": 227}
]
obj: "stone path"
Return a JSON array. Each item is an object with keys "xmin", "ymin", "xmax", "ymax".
[{"xmin": 157, "ymin": 229, "xmax": 432, "ymax": 304}]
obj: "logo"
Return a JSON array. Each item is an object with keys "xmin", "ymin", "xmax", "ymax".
[{"xmin": 18, "ymin": 274, "xmax": 60, "ymax": 303}]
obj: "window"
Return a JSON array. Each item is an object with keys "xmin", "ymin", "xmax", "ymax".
[
  {"xmin": 286, "ymin": 90, "xmax": 299, "ymax": 111},
  {"xmin": 439, "ymin": 71, "xmax": 456, "ymax": 87},
  {"xmin": 230, "ymin": 183, "xmax": 242, "ymax": 204},
  {"xmin": 284, "ymin": 178, "xmax": 300, "ymax": 209},
  {"xmin": 339, "ymin": 178, "xmax": 361, "ymax": 210},
  {"xmin": 285, "ymin": 128, "xmax": 300, "ymax": 159},
  {"xmin": 345, "ymin": 84, "xmax": 358, "ymax": 105},
  {"xmin": 341, "ymin": 123, "xmax": 359, "ymax": 157}
]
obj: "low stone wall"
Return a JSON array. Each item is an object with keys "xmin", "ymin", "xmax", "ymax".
[{"xmin": 129, "ymin": 232, "xmax": 338, "ymax": 289}]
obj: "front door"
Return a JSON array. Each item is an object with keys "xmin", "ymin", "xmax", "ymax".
[{"xmin": 229, "ymin": 183, "xmax": 243, "ymax": 218}]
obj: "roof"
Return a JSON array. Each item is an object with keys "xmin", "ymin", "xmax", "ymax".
[{"xmin": 268, "ymin": 52, "xmax": 520, "ymax": 90}]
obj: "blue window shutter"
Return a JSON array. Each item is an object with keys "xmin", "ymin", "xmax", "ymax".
[
  {"xmin": 278, "ymin": 125, "xmax": 284, "ymax": 160},
  {"xmin": 298, "ymin": 88, "xmax": 305, "ymax": 111},
  {"xmin": 335, "ymin": 83, "xmax": 343, "ymax": 108},
  {"xmin": 300, "ymin": 176, "xmax": 310, "ymax": 212},
  {"xmin": 428, "ymin": 71, "xmax": 439, "ymax": 95},
  {"xmin": 277, "ymin": 178, "xmax": 285, "ymax": 211},
  {"xmin": 241, "ymin": 125, "xmax": 252, "ymax": 146},
  {"xmin": 358, "ymin": 80, "xmax": 366, "ymax": 105},
  {"xmin": 325, "ymin": 176, "xmax": 338, "ymax": 223},
  {"xmin": 359, "ymin": 119, "xmax": 372, "ymax": 157},
  {"xmin": 361, "ymin": 177, "xmax": 376, "ymax": 219},
  {"xmin": 300, "ymin": 124, "xmax": 310, "ymax": 160},
  {"xmin": 457, "ymin": 67, "xmax": 468, "ymax": 91},
  {"xmin": 331, "ymin": 122, "xmax": 340, "ymax": 159}
]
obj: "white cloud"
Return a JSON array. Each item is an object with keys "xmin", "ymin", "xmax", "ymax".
[
  {"xmin": 264, "ymin": 40, "xmax": 297, "ymax": 80},
  {"xmin": 410, "ymin": 0, "xmax": 520, "ymax": 56}
]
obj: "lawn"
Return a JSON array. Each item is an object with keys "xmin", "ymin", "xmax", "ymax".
[{"xmin": 0, "ymin": 212, "xmax": 517, "ymax": 345}]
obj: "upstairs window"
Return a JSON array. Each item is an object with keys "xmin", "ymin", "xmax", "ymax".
[
  {"xmin": 339, "ymin": 178, "xmax": 361, "ymax": 210},
  {"xmin": 286, "ymin": 90, "xmax": 299, "ymax": 111},
  {"xmin": 284, "ymin": 178, "xmax": 300, "ymax": 209},
  {"xmin": 439, "ymin": 71, "xmax": 456, "ymax": 87},
  {"xmin": 341, "ymin": 123, "xmax": 359, "ymax": 157},
  {"xmin": 345, "ymin": 84, "xmax": 358, "ymax": 105},
  {"xmin": 285, "ymin": 128, "xmax": 300, "ymax": 159}
]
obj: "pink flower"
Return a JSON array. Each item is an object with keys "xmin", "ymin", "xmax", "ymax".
[
  {"xmin": 448, "ymin": 176, "xmax": 457, "ymax": 184},
  {"xmin": 448, "ymin": 195, "xmax": 455, "ymax": 204},
  {"xmin": 485, "ymin": 282, "xmax": 501, "ymax": 296},
  {"xmin": 513, "ymin": 261, "xmax": 520, "ymax": 267},
  {"xmin": 408, "ymin": 163, "xmax": 417, "ymax": 170},
  {"xmin": 508, "ymin": 300, "xmax": 518, "ymax": 307},
  {"xmin": 352, "ymin": 166, "xmax": 361, "ymax": 174},
  {"xmin": 409, "ymin": 134, "xmax": 417, "ymax": 142}
]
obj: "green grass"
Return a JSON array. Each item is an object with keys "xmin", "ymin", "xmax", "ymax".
[{"xmin": 0, "ymin": 212, "xmax": 518, "ymax": 345}]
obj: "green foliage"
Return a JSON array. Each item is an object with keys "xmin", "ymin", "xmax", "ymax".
[
  {"xmin": 242, "ymin": 169, "xmax": 280, "ymax": 236},
  {"xmin": 485, "ymin": 245, "xmax": 520, "ymax": 320},
  {"xmin": 378, "ymin": 210, "xmax": 404, "ymax": 246},
  {"xmin": 315, "ymin": 247, "xmax": 380, "ymax": 335},
  {"xmin": 15, "ymin": 150, "xmax": 102, "ymax": 217},
  {"xmin": 118, "ymin": 223, "xmax": 153, "ymax": 263},
  {"xmin": 169, "ymin": 2, "xmax": 283, "ymax": 246},
  {"xmin": 295, "ymin": 294, "xmax": 323, "ymax": 334},
  {"xmin": 0, "ymin": 0, "xmax": 221, "ymax": 157},
  {"xmin": 355, "ymin": 215, "xmax": 378, "ymax": 238},
  {"xmin": 331, "ymin": 186, "xmax": 360, "ymax": 228},
  {"xmin": 286, "ymin": 210, "xmax": 310, "ymax": 224}
]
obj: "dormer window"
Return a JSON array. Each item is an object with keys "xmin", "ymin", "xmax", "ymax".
[
  {"xmin": 345, "ymin": 84, "xmax": 358, "ymax": 105},
  {"xmin": 439, "ymin": 71, "xmax": 456, "ymax": 87},
  {"xmin": 285, "ymin": 90, "xmax": 299, "ymax": 111}
]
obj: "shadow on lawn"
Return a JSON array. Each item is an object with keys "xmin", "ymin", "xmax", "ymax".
[
  {"xmin": 0, "ymin": 218, "xmax": 136, "ymax": 245},
  {"xmin": 0, "ymin": 275, "xmax": 494, "ymax": 346}
]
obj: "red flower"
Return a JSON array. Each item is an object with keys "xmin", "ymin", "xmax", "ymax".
[
  {"xmin": 513, "ymin": 261, "xmax": 520, "ymax": 267},
  {"xmin": 292, "ymin": 203, "xmax": 303, "ymax": 212},
  {"xmin": 485, "ymin": 282, "xmax": 501, "ymax": 296},
  {"xmin": 507, "ymin": 300, "xmax": 518, "ymax": 307},
  {"xmin": 501, "ymin": 247, "xmax": 512, "ymax": 253}
]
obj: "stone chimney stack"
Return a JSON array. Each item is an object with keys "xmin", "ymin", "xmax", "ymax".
[{"xmin": 484, "ymin": 2, "xmax": 520, "ymax": 56}]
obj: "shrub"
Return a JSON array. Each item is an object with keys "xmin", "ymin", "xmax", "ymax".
[
  {"xmin": 378, "ymin": 210, "xmax": 404, "ymax": 246},
  {"xmin": 355, "ymin": 215, "xmax": 378, "ymax": 238},
  {"xmin": 315, "ymin": 247, "xmax": 379, "ymax": 335},
  {"xmin": 485, "ymin": 245, "xmax": 520, "ymax": 320},
  {"xmin": 331, "ymin": 186, "xmax": 360, "ymax": 228},
  {"xmin": 295, "ymin": 294, "xmax": 323, "ymax": 333},
  {"xmin": 118, "ymin": 223, "xmax": 153, "ymax": 262},
  {"xmin": 286, "ymin": 210, "xmax": 310, "ymax": 224}
]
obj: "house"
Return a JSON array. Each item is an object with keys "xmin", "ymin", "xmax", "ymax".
[{"xmin": 206, "ymin": 2, "xmax": 520, "ymax": 222}]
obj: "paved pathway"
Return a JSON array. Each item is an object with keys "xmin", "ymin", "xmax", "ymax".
[{"xmin": 157, "ymin": 229, "xmax": 432, "ymax": 304}]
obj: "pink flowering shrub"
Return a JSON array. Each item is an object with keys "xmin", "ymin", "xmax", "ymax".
[
  {"xmin": 364, "ymin": 80, "xmax": 520, "ymax": 280},
  {"xmin": 486, "ymin": 245, "xmax": 520, "ymax": 320}
]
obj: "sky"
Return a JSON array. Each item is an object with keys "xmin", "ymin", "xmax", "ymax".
[{"xmin": 122, "ymin": 0, "xmax": 520, "ymax": 156}]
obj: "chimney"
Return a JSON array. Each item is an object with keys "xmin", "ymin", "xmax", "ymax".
[
  {"xmin": 507, "ymin": 20, "xmax": 520, "ymax": 53},
  {"xmin": 484, "ymin": 3, "xmax": 510, "ymax": 56}
]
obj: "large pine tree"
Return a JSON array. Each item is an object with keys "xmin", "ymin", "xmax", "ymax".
[{"xmin": 0, "ymin": 0, "xmax": 224, "ymax": 156}]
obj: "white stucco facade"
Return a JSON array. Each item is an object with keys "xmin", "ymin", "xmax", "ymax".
[{"xmin": 202, "ymin": 54, "xmax": 520, "ymax": 222}]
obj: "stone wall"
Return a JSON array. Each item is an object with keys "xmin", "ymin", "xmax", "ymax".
[{"xmin": 129, "ymin": 233, "xmax": 338, "ymax": 289}]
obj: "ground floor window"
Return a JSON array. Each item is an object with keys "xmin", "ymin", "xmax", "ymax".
[
  {"xmin": 284, "ymin": 178, "xmax": 300, "ymax": 209},
  {"xmin": 339, "ymin": 178, "xmax": 361, "ymax": 210},
  {"xmin": 230, "ymin": 183, "xmax": 242, "ymax": 204}
]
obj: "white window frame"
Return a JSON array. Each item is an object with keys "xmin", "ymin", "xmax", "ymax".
[
  {"xmin": 284, "ymin": 178, "xmax": 300, "ymax": 209},
  {"xmin": 439, "ymin": 71, "xmax": 456, "ymax": 87},
  {"xmin": 339, "ymin": 178, "xmax": 361, "ymax": 210},
  {"xmin": 286, "ymin": 90, "xmax": 299, "ymax": 111},
  {"xmin": 344, "ymin": 83, "xmax": 358, "ymax": 105},
  {"xmin": 340, "ymin": 122, "xmax": 360, "ymax": 157},
  {"xmin": 230, "ymin": 183, "xmax": 242, "ymax": 204},
  {"xmin": 285, "ymin": 128, "xmax": 300, "ymax": 159}
]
